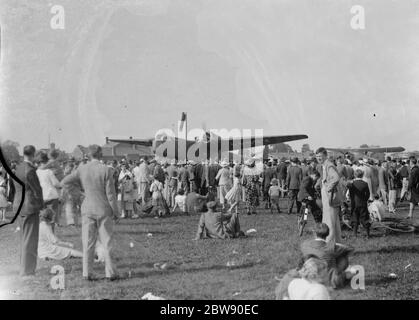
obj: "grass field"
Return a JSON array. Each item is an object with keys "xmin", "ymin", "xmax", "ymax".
[{"xmin": 0, "ymin": 199, "xmax": 418, "ymax": 300}]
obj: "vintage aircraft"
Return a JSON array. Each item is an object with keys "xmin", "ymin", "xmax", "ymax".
[
  {"xmin": 108, "ymin": 113, "xmax": 308, "ymax": 162},
  {"xmin": 326, "ymin": 146, "xmax": 406, "ymax": 162}
]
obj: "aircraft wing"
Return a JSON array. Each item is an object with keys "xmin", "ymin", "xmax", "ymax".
[
  {"xmin": 226, "ymin": 134, "xmax": 308, "ymax": 150},
  {"xmin": 108, "ymin": 138, "xmax": 154, "ymax": 147},
  {"xmin": 351, "ymin": 146, "xmax": 405, "ymax": 153},
  {"xmin": 327, "ymin": 146, "xmax": 405, "ymax": 153}
]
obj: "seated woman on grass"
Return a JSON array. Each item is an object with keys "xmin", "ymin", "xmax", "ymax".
[{"xmin": 38, "ymin": 208, "xmax": 83, "ymax": 261}]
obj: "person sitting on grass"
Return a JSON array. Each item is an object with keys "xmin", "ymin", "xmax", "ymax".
[
  {"xmin": 286, "ymin": 257, "xmax": 331, "ymax": 300},
  {"xmin": 38, "ymin": 207, "xmax": 83, "ymax": 261},
  {"xmin": 186, "ymin": 190, "xmax": 208, "ymax": 214},
  {"xmin": 300, "ymin": 223, "xmax": 355, "ymax": 289},
  {"xmin": 194, "ymin": 201, "xmax": 245, "ymax": 240},
  {"xmin": 172, "ymin": 188, "xmax": 187, "ymax": 214}
]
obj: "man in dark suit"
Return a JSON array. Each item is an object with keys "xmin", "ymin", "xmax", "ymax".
[
  {"xmin": 186, "ymin": 191, "xmax": 208, "ymax": 214},
  {"xmin": 13, "ymin": 145, "xmax": 44, "ymax": 277},
  {"xmin": 345, "ymin": 160, "xmax": 354, "ymax": 180},
  {"xmin": 407, "ymin": 157, "xmax": 419, "ymax": 219},
  {"xmin": 286, "ymin": 157, "xmax": 303, "ymax": 214},
  {"xmin": 297, "ymin": 171, "xmax": 322, "ymax": 223},
  {"xmin": 277, "ymin": 158, "xmax": 287, "ymax": 198},
  {"xmin": 207, "ymin": 161, "xmax": 220, "ymax": 198},
  {"xmin": 348, "ymin": 169, "xmax": 370, "ymax": 238},
  {"xmin": 194, "ymin": 162, "xmax": 203, "ymax": 195}
]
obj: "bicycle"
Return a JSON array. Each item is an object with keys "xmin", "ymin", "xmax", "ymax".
[
  {"xmin": 297, "ymin": 197, "xmax": 322, "ymax": 237},
  {"xmin": 371, "ymin": 216, "xmax": 416, "ymax": 234}
]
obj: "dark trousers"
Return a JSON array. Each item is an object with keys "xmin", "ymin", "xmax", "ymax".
[
  {"xmin": 351, "ymin": 206, "xmax": 370, "ymax": 228},
  {"xmin": 20, "ymin": 213, "xmax": 39, "ymax": 276},
  {"xmin": 263, "ymin": 185, "xmax": 271, "ymax": 207},
  {"xmin": 288, "ymin": 189, "xmax": 301, "ymax": 213},
  {"xmin": 303, "ymin": 199, "xmax": 322, "ymax": 223}
]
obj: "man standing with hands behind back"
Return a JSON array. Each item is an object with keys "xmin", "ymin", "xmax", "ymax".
[
  {"xmin": 286, "ymin": 157, "xmax": 303, "ymax": 214},
  {"xmin": 315, "ymin": 147, "xmax": 343, "ymax": 244},
  {"xmin": 61, "ymin": 145, "xmax": 121, "ymax": 281},
  {"xmin": 14, "ymin": 145, "xmax": 44, "ymax": 277}
]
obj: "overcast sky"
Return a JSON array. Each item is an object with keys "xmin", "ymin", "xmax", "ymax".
[{"xmin": 1, "ymin": 0, "xmax": 418, "ymax": 152}]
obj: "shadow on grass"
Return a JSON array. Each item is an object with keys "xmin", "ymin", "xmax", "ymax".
[
  {"xmin": 121, "ymin": 261, "xmax": 261, "ymax": 280},
  {"xmin": 365, "ymin": 276, "xmax": 399, "ymax": 286},
  {"xmin": 119, "ymin": 230, "xmax": 168, "ymax": 236},
  {"xmin": 354, "ymin": 245, "xmax": 419, "ymax": 256}
]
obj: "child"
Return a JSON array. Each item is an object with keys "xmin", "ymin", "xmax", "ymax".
[
  {"xmin": 0, "ymin": 173, "xmax": 8, "ymax": 222},
  {"xmin": 172, "ymin": 188, "xmax": 187, "ymax": 214},
  {"xmin": 225, "ymin": 173, "xmax": 242, "ymax": 214},
  {"xmin": 348, "ymin": 169, "xmax": 371, "ymax": 238},
  {"xmin": 268, "ymin": 178, "xmax": 282, "ymax": 214},
  {"xmin": 368, "ymin": 195, "xmax": 385, "ymax": 222},
  {"xmin": 38, "ymin": 207, "xmax": 83, "ymax": 260},
  {"xmin": 120, "ymin": 174, "xmax": 137, "ymax": 219},
  {"xmin": 150, "ymin": 173, "xmax": 165, "ymax": 217}
]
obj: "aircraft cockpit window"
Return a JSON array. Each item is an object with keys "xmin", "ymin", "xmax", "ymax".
[{"xmin": 156, "ymin": 133, "xmax": 172, "ymax": 142}]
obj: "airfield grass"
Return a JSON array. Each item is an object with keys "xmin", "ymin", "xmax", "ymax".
[{"xmin": 0, "ymin": 199, "xmax": 418, "ymax": 300}]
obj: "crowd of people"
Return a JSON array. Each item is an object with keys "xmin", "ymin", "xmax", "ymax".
[{"xmin": 1, "ymin": 143, "xmax": 418, "ymax": 299}]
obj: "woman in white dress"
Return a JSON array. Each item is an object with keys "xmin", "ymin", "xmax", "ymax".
[
  {"xmin": 225, "ymin": 172, "xmax": 242, "ymax": 214},
  {"xmin": 36, "ymin": 151, "xmax": 61, "ymax": 228},
  {"xmin": 38, "ymin": 208, "xmax": 83, "ymax": 260}
]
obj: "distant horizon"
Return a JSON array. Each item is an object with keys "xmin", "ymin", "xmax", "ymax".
[
  {"xmin": 1, "ymin": 1, "xmax": 418, "ymax": 152},
  {"xmin": 2, "ymin": 139, "xmax": 416, "ymax": 155}
]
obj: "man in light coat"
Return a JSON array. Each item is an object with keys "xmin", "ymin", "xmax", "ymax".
[
  {"xmin": 137, "ymin": 158, "xmax": 151, "ymax": 205},
  {"xmin": 61, "ymin": 145, "xmax": 120, "ymax": 281},
  {"xmin": 316, "ymin": 147, "xmax": 343, "ymax": 244}
]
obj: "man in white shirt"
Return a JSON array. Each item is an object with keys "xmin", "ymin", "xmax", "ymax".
[{"xmin": 36, "ymin": 151, "xmax": 61, "ymax": 228}]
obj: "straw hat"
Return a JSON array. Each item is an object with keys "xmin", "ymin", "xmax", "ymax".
[{"xmin": 245, "ymin": 158, "xmax": 255, "ymax": 166}]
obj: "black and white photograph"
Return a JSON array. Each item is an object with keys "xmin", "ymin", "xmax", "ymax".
[{"xmin": 0, "ymin": 0, "xmax": 418, "ymax": 303}]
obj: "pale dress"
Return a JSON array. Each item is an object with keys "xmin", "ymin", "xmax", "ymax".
[
  {"xmin": 287, "ymin": 278, "xmax": 330, "ymax": 300},
  {"xmin": 225, "ymin": 177, "xmax": 242, "ymax": 203},
  {"xmin": 38, "ymin": 221, "xmax": 81, "ymax": 260}
]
